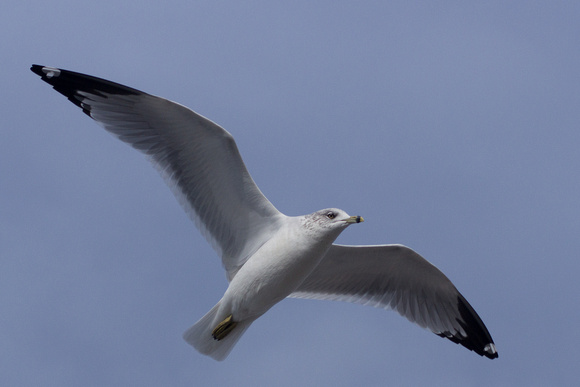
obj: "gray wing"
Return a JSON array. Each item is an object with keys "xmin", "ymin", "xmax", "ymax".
[
  {"xmin": 31, "ymin": 65, "xmax": 284, "ymax": 280},
  {"xmin": 291, "ymin": 244, "xmax": 498, "ymax": 359}
]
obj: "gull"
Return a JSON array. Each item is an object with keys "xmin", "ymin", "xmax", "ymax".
[{"xmin": 31, "ymin": 65, "xmax": 498, "ymax": 361}]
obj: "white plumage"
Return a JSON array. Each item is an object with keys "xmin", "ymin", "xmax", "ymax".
[{"xmin": 31, "ymin": 64, "xmax": 498, "ymax": 361}]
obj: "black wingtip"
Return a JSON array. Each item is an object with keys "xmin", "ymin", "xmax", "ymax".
[
  {"xmin": 30, "ymin": 64, "xmax": 144, "ymax": 116},
  {"xmin": 30, "ymin": 64, "xmax": 43, "ymax": 76},
  {"xmin": 31, "ymin": 64, "xmax": 142, "ymax": 93},
  {"xmin": 31, "ymin": 64, "xmax": 89, "ymax": 114},
  {"xmin": 439, "ymin": 294, "xmax": 498, "ymax": 359}
]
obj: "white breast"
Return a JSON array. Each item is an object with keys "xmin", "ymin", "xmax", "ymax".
[{"xmin": 221, "ymin": 218, "xmax": 332, "ymax": 320}]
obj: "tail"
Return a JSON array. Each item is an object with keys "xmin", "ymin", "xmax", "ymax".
[{"xmin": 183, "ymin": 301, "xmax": 253, "ymax": 361}]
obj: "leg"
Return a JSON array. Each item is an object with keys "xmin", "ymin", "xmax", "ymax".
[{"xmin": 212, "ymin": 314, "xmax": 238, "ymax": 341}]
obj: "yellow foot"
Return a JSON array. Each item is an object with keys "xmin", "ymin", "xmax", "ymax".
[{"xmin": 212, "ymin": 314, "xmax": 238, "ymax": 341}]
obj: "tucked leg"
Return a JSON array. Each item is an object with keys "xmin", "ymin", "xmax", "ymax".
[{"xmin": 212, "ymin": 314, "xmax": 238, "ymax": 341}]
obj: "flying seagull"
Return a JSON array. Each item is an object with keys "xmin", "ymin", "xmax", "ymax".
[{"xmin": 31, "ymin": 64, "xmax": 498, "ymax": 361}]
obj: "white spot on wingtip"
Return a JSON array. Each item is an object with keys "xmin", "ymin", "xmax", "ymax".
[
  {"xmin": 484, "ymin": 343, "xmax": 497, "ymax": 355},
  {"xmin": 41, "ymin": 66, "xmax": 61, "ymax": 79}
]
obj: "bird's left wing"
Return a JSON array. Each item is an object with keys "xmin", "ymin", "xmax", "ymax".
[
  {"xmin": 31, "ymin": 65, "xmax": 284, "ymax": 279},
  {"xmin": 290, "ymin": 244, "xmax": 498, "ymax": 359}
]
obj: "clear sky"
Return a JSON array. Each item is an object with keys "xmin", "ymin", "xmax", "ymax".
[{"xmin": 2, "ymin": 1, "xmax": 579, "ymax": 386}]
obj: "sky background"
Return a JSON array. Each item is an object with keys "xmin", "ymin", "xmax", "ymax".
[{"xmin": 2, "ymin": 1, "xmax": 579, "ymax": 386}]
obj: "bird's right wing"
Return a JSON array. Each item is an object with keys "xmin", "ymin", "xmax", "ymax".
[
  {"xmin": 31, "ymin": 65, "xmax": 284, "ymax": 279},
  {"xmin": 291, "ymin": 244, "xmax": 498, "ymax": 359}
]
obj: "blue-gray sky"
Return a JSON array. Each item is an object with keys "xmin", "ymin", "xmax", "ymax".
[{"xmin": 2, "ymin": 1, "xmax": 579, "ymax": 386}]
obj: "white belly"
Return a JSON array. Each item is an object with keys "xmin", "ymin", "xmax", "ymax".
[{"xmin": 221, "ymin": 228, "xmax": 329, "ymax": 321}]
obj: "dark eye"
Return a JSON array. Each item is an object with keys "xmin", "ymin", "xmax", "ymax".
[{"xmin": 326, "ymin": 212, "xmax": 336, "ymax": 219}]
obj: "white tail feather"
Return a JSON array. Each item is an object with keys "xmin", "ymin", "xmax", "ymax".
[{"xmin": 183, "ymin": 301, "xmax": 254, "ymax": 361}]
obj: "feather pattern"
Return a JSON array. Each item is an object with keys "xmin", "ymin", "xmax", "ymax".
[
  {"xmin": 31, "ymin": 65, "xmax": 497, "ymax": 360},
  {"xmin": 31, "ymin": 65, "xmax": 283, "ymax": 280},
  {"xmin": 291, "ymin": 244, "xmax": 498, "ymax": 359}
]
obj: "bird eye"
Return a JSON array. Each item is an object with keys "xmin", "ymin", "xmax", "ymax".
[{"xmin": 326, "ymin": 212, "xmax": 335, "ymax": 219}]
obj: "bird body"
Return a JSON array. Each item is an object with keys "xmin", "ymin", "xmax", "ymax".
[
  {"xmin": 225, "ymin": 211, "xmax": 357, "ymax": 317},
  {"xmin": 31, "ymin": 64, "xmax": 498, "ymax": 361},
  {"xmin": 185, "ymin": 209, "xmax": 357, "ymax": 359}
]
